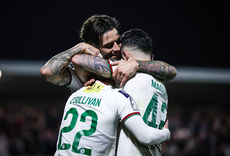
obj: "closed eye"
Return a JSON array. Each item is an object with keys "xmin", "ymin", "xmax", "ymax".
[{"xmin": 103, "ymin": 42, "xmax": 114, "ymax": 49}]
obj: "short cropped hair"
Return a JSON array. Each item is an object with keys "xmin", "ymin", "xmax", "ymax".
[
  {"xmin": 120, "ymin": 29, "xmax": 153, "ymax": 55},
  {"xmin": 80, "ymin": 15, "xmax": 120, "ymax": 47}
]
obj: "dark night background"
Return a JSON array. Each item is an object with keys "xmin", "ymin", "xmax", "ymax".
[
  {"xmin": 1, "ymin": 0, "xmax": 229, "ymax": 68},
  {"xmin": 1, "ymin": 0, "xmax": 230, "ymax": 155}
]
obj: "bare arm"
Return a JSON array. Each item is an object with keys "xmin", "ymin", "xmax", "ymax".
[
  {"xmin": 72, "ymin": 54, "xmax": 177, "ymax": 86},
  {"xmin": 111, "ymin": 59, "xmax": 177, "ymax": 87},
  {"xmin": 40, "ymin": 43, "xmax": 100, "ymax": 86},
  {"xmin": 71, "ymin": 54, "xmax": 111, "ymax": 78},
  {"xmin": 137, "ymin": 60, "xmax": 177, "ymax": 82}
]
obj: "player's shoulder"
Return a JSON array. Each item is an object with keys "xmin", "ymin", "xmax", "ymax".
[
  {"xmin": 135, "ymin": 73, "xmax": 166, "ymax": 85},
  {"xmin": 111, "ymin": 89, "xmax": 132, "ymax": 101},
  {"xmin": 117, "ymin": 89, "xmax": 130, "ymax": 98},
  {"xmin": 136, "ymin": 73, "xmax": 156, "ymax": 79}
]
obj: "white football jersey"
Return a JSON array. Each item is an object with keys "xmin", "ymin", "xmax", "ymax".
[
  {"xmin": 67, "ymin": 63, "xmax": 84, "ymax": 93},
  {"xmin": 55, "ymin": 81, "xmax": 140, "ymax": 156},
  {"xmin": 116, "ymin": 73, "xmax": 168, "ymax": 156}
]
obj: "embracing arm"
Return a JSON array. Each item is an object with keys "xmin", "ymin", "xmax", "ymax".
[
  {"xmin": 71, "ymin": 54, "xmax": 111, "ymax": 78},
  {"xmin": 110, "ymin": 59, "xmax": 177, "ymax": 87},
  {"xmin": 137, "ymin": 60, "xmax": 177, "ymax": 82},
  {"xmin": 40, "ymin": 43, "xmax": 100, "ymax": 86},
  {"xmin": 72, "ymin": 54, "xmax": 177, "ymax": 87}
]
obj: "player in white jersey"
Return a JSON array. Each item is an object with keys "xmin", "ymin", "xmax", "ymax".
[
  {"xmin": 111, "ymin": 29, "xmax": 169, "ymax": 156},
  {"xmin": 54, "ymin": 80, "xmax": 170, "ymax": 156},
  {"xmin": 40, "ymin": 15, "xmax": 177, "ymax": 93},
  {"xmin": 71, "ymin": 29, "xmax": 174, "ymax": 155},
  {"xmin": 102, "ymin": 29, "xmax": 169, "ymax": 156},
  {"xmin": 116, "ymin": 74, "xmax": 168, "ymax": 156}
]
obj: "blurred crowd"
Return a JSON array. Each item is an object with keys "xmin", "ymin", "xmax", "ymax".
[
  {"xmin": 163, "ymin": 109, "xmax": 230, "ymax": 156},
  {"xmin": 0, "ymin": 100, "xmax": 63, "ymax": 156},
  {"xmin": 0, "ymin": 101, "xmax": 230, "ymax": 156}
]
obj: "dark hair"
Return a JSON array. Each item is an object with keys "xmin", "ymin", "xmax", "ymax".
[
  {"xmin": 80, "ymin": 15, "xmax": 120, "ymax": 47},
  {"xmin": 120, "ymin": 29, "xmax": 153, "ymax": 54}
]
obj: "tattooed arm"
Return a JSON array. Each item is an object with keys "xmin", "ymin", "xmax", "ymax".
[
  {"xmin": 71, "ymin": 54, "xmax": 177, "ymax": 87},
  {"xmin": 110, "ymin": 59, "xmax": 177, "ymax": 87},
  {"xmin": 136, "ymin": 60, "xmax": 177, "ymax": 82},
  {"xmin": 71, "ymin": 54, "xmax": 111, "ymax": 78},
  {"xmin": 40, "ymin": 43, "xmax": 100, "ymax": 86}
]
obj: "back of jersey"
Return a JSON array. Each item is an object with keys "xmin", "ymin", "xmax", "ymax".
[
  {"xmin": 117, "ymin": 73, "xmax": 168, "ymax": 156},
  {"xmin": 55, "ymin": 80, "xmax": 138, "ymax": 156}
]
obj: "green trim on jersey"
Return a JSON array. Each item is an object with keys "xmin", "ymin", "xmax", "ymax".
[{"xmin": 106, "ymin": 59, "xmax": 113, "ymax": 79}]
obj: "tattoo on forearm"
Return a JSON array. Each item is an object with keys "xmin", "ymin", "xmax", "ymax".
[
  {"xmin": 88, "ymin": 48, "xmax": 94, "ymax": 54},
  {"xmin": 137, "ymin": 60, "xmax": 177, "ymax": 81},
  {"xmin": 76, "ymin": 55, "xmax": 111, "ymax": 78},
  {"xmin": 48, "ymin": 45, "xmax": 83, "ymax": 75},
  {"xmin": 42, "ymin": 45, "xmax": 83, "ymax": 85},
  {"xmin": 56, "ymin": 75, "xmax": 70, "ymax": 86}
]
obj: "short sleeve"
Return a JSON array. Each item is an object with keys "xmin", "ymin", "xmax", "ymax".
[{"xmin": 67, "ymin": 64, "xmax": 84, "ymax": 93}]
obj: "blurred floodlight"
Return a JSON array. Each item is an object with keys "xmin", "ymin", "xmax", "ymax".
[
  {"xmin": 0, "ymin": 60, "xmax": 230, "ymax": 84},
  {"xmin": 0, "ymin": 60, "xmax": 45, "ymax": 77},
  {"xmin": 173, "ymin": 66, "xmax": 230, "ymax": 84}
]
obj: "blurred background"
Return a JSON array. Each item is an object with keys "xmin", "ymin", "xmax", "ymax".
[{"xmin": 0, "ymin": 0, "xmax": 230, "ymax": 155}]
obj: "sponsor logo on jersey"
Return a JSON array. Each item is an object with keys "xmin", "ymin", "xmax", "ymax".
[
  {"xmin": 129, "ymin": 95, "xmax": 139, "ymax": 111},
  {"xmin": 118, "ymin": 90, "xmax": 139, "ymax": 111},
  {"xmin": 83, "ymin": 82, "xmax": 104, "ymax": 93},
  {"xmin": 70, "ymin": 96, "xmax": 101, "ymax": 107}
]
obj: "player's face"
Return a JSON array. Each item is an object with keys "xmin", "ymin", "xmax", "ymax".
[{"xmin": 99, "ymin": 29, "xmax": 121, "ymax": 60}]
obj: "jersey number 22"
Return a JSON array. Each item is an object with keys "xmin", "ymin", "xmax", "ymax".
[{"xmin": 57, "ymin": 108, "xmax": 98, "ymax": 155}]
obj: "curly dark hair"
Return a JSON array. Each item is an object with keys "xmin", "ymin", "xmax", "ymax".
[{"xmin": 80, "ymin": 15, "xmax": 120, "ymax": 47}]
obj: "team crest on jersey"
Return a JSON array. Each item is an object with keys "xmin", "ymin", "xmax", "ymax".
[{"xmin": 118, "ymin": 90, "xmax": 139, "ymax": 111}]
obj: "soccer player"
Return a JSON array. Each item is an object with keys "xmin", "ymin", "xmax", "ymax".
[
  {"xmin": 71, "ymin": 29, "xmax": 172, "ymax": 155},
  {"xmin": 54, "ymin": 79, "xmax": 170, "ymax": 156},
  {"xmin": 40, "ymin": 15, "xmax": 177, "ymax": 93},
  {"xmin": 115, "ymin": 29, "xmax": 169, "ymax": 156}
]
